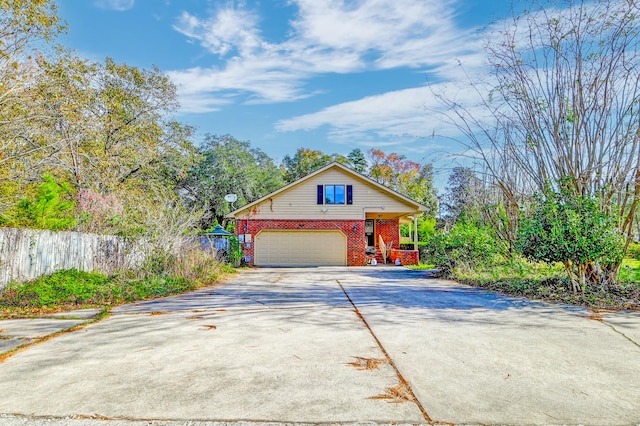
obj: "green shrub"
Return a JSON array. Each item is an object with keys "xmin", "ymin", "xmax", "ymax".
[
  {"xmin": 0, "ymin": 246, "xmax": 232, "ymax": 313},
  {"xmin": 422, "ymin": 222, "xmax": 501, "ymax": 273},
  {"xmin": 399, "ymin": 241, "xmax": 428, "ymax": 250},
  {"xmin": 2, "ymin": 269, "xmax": 112, "ymax": 307},
  {"xmin": 516, "ymin": 189, "xmax": 624, "ymax": 292}
]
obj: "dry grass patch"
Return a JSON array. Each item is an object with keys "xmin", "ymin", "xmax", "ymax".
[
  {"xmin": 347, "ymin": 356, "xmax": 388, "ymax": 370},
  {"xmin": 369, "ymin": 378, "xmax": 415, "ymax": 403}
]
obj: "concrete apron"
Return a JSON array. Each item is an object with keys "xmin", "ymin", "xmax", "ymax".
[
  {"xmin": 0, "ymin": 269, "xmax": 424, "ymax": 424},
  {"xmin": 0, "ymin": 267, "xmax": 639, "ymax": 425}
]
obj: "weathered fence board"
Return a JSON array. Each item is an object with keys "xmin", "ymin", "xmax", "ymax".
[{"xmin": 0, "ymin": 227, "xmax": 142, "ymax": 289}]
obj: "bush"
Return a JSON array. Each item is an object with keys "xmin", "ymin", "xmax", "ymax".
[
  {"xmin": 0, "ymin": 244, "xmax": 233, "ymax": 314},
  {"xmin": 422, "ymin": 222, "xmax": 501, "ymax": 273},
  {"xmin": 136, "ymin": 241, "xmax": 233, "ymax": 285},
  {"xmin": 516, "ymin": 189, "xmax": 624, "ymax": 292},
  {"xmin": 2, "ymin": 269, "xmax": 113, "ymax": 308},
  {"xmin": 399, "ymin": 241, "xmax": 428, "ymax": 251}
]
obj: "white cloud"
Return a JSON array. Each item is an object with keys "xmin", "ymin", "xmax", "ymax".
[
  {"xmin": 173, "ymin": 7, "xmax": 263, "ymax": 57},
  {"xmin": 169, "ymin": 0, "xmax": 479, "ymax": 108},
  {"xmin": 274, "ymin": 69, "xmax": 492, "ymax": 146},
  {"xmin": 94, "ymin": 0, "xmax": 135, "ymax": 11}
]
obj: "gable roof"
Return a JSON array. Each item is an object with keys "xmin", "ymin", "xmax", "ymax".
[{"xmin": 226, "ymin": 161, "xmax": 428, "ymax": 218}]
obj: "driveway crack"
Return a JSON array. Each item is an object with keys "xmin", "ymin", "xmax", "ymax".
[
  {"xmin": 336, "ymin": 279, "xmax": 444, "ymax": 425},
  {"xmin": 601, "ymin": 320, "xmax": 640, "ymax": 350}
]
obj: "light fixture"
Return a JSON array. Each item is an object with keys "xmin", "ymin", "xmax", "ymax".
[
  {"xmin": 321, "ymin": 207, "xmax": 328, "ymax": 213},
  {"xmin": 353, "ymin": 225, "xmax": 358, "ymax": 233}
]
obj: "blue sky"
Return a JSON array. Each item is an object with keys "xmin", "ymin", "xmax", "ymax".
[{"xmin": 55, "ymin": 0, "xmax": 511, "ymax": 183}]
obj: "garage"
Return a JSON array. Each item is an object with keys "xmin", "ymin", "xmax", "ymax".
[{"xmin": 254, "ymin": 230, "xmax": 347, "ymax": 266}]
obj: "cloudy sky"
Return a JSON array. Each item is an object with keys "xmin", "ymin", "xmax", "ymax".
[{"xmin": 56, "ymin": 0, "xmax": 511, "ymax": 181}]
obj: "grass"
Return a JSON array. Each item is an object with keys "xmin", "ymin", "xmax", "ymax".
[
  {"xmin": 618, "ymin": 258, "xmax": 640, "ymax": 283},
  {"xmin": 445, "ymin": 257, "xmax": 640, "ymax": 311},
  {"xmin": 0, "ymin": 251, "xmax": 235, "ymax": 318},
  {"xmin": 407, "ymin": 263, "xmax": 436, "ymax": 270}
]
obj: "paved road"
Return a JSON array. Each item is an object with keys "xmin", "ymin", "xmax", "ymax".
[{"xmin": 0, "ymin": 267, "xmax": 639, "ymax": 425}]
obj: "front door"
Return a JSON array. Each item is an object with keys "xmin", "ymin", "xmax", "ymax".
[{"xmin": 365, "ymin": 219, "xmax": 375, "ymax": 246}]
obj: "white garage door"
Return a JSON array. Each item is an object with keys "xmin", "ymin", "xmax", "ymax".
[{"xmin": 254, "ymin": 230, "xmax": 346, "ymax": 266}]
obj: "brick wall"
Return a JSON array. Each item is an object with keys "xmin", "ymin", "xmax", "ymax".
[
  {"xmin": 375, "ymin": 219, "xmax": 399, "ymax": 249},
  {"xmin": 237, "ymin": 219, "xmax": 366, "ymax": 266},
  {"xmin": 388, "ymin": 249, "xmax": 419, "ymax": 266}
]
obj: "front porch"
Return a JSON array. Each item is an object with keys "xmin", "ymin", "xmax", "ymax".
[{"xmin": 364, "ymin": 212, "xmax": 419, "ymax": 265}]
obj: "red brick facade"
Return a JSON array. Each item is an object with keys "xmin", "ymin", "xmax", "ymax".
[
  {"xmin": 375, "ymin": 219, "xmax": 400, "ymax": 249},
  {"xmin": 237, "ymin": 219, "xmax": 367, "ymax": 266},
  {"xmin": 236, "ymin": 218, "xmax": 407, "ymax": 267},
  {"xmin": 388, "ymin": 248, "xmax": 419, "ymax": 266}
]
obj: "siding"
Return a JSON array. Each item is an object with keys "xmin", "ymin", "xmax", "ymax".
[{"xmin": 236, "ymin": 168, "xmax": 417, "ymax": 220}]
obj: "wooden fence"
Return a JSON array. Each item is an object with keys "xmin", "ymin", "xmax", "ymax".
[{"xmin": 0, "ymin": 227, "xmax": 142, "ymax": 290}]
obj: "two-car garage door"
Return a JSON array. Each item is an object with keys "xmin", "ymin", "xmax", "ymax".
[{"xmin": 254, "ymin": 230, "xmax": 346, "ymax": 266}]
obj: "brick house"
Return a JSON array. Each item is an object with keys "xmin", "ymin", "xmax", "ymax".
[{"xmin": 226, "ymin": 162, "xmax": 427, "ymax": 266}]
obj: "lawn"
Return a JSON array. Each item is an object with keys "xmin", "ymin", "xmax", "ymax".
[
  {"xmin": 410, "ymin": 258, "xmax": 640, "ymax": 311},
  {"xmin": 0, "ymin": 265, "xmax": 233, "ymax": 319}
]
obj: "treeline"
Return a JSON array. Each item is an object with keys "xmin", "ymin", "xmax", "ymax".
[
  {"xmin": 179, "ymin": 139, "xmax": 438, "ymax": 229},
  {"xmin": 0, "ymin": 2, "xmax": 437, "ymax": 239}
]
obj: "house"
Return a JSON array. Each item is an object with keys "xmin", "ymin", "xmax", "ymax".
[{"xmin": 226, "ymin": 162, "xmax": 428, "ymax": 266}]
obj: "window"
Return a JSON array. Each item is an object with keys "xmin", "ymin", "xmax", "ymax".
[
  {"xmin": 325, "ymin": 185, "xmax": 345, "ymax": 204},
  {"xmin": 317, "ymin": 184, "xmax": 353, "ymax": 205}
]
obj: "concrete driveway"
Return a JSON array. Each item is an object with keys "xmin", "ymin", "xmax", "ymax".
[{"xmin": 0, "ymin": 267, "xmax": 639, "ymax": 425}]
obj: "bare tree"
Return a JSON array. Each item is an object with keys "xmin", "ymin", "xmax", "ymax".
[{"xmin": 436, "ymin": 0, "xmax": 640, "ymax": 282}]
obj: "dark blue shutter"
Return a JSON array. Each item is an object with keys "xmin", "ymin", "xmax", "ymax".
[
  {"xmin": 317, "ymin": 185, "xmax": 324, "ymax": 204},
  {"xmin": 346, "ymin": 185, "xmax": 353, "ymax": 204}
]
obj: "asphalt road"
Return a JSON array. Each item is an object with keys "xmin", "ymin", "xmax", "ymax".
[{"xmin": 0, "ymin": 266, "xmax": 639, "ymax": 425}]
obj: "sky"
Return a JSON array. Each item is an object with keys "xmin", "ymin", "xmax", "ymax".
[{"xmin": 54, "ymin": 0, "xmax": 512, "ymax": 185}]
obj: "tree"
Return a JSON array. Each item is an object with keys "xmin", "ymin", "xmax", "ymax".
[
  {"xmin": 367, "ymin": 148, "xmax": 437, "ymax": 215},
  {"xmin": 440, "ymin": 167, "xmax": 483, "ymax": 223},
  {"xmin": 281, "ymin": 148, "xmax": 333, "ymax": 183},
  {"xmin": 179, "ymin": 134, "xmax": 283, "ymax": 228},
  {"xmin": 347, "ymin": 148, "xmax": 368, "ymax": 174},
  {"xmin": 0, "ymin": 0, "xmax": 63, "ymax": 63},
  {"xmin": 0, "ymin": 0, "xmax": 65, "ymax": 212},
  {"xmin": 0, "ymin": 50, "xmax": 199, "ymax": 234},
  {"xmin": 436, "ymin": 0, "xmax": 640, "ymax": 283},
  {"xmin": 0, "ymin": 2, "xmax": 202, "ymax": 239},
  {"xmin": 517, "ymin": 188, "xmax": 624, "ymax": 292},
  {"xmin": 10, "ymin": 174, "xmax": 76, "ymax": 230},
  {"xmin": 28, "ymin": 53, "xmax": 184, "ymax": 191}
]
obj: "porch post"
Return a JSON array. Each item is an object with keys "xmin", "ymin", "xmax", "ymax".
[{"xmin": 413, "ymin": 213, "xmax": 418, "ymax": 251}]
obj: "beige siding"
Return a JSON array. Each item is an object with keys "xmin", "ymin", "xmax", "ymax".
[
  {"xmin": 237, "ymin": 168, "xmax": 416, "ymax": 220},
  {"xmin": 255, "ymin": 230, "xmax": 346, "ymax": 266}
]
